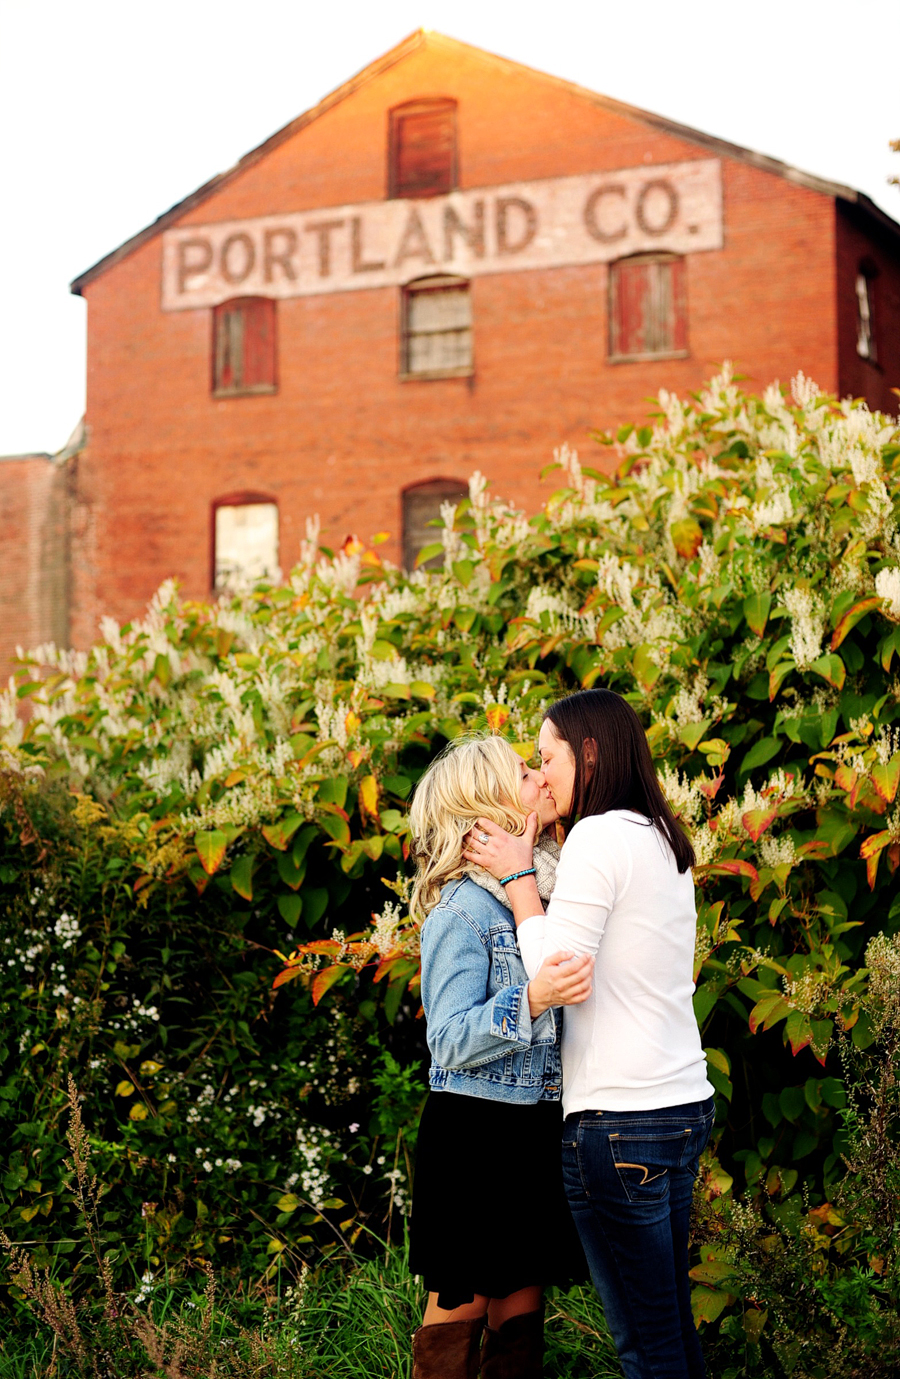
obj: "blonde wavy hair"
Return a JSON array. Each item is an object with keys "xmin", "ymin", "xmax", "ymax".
[{"xmin": 409, "ymin": 733, "xmax": 535, "ymax": 923}]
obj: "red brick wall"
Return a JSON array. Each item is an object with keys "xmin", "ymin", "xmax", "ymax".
[
  {"xmin": 72, "ymin": 41, "xmax": 853, "ymax": 643},
  {"xmin": 836, "ymin": 203, "xmax": 900, "ymax": 413},
  {"xmin": 0, "ymin": 456, "xmax": 69, "ymax": 673}
]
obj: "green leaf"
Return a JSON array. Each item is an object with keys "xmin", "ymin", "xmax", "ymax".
[
  {"xmin": 277, "ymin": 852, "xmax": 305, "ymax": 891},
  {"xmin": 277, "ymin": 894, "xmax": 304, "ymax": 928},
  {"xmin": 195, "ymin": 830, "xmax": 228, "ymax": 876},
  {"xmin": 632, "ymin": 644, "xmax": 661, "ymax": 691},
  {"xmin": 262, "ymin": 813, "xmax": 306, "ymax": 852},
  {"xmin": 743, "ymin": 591, "xmax": 771, "ymax": 637},
  {"xmin": 319, "ymin": 815, "xmax": 351, "ymax": 849},
  {"xmin": 739, "ymin": 737, "xmax": 780, "ymax": 775},
  {"xmin": 230, "ymin": 855, "xmax": 254, "ymax": 901},
  {"xmin": 303, "ymin": 888, "xmax": 329, "ymax": 930},
  {"xmin": 415, "ymin": 542, "xmax": 444, "ymax": 567}
]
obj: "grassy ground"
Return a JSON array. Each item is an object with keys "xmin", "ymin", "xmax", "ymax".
[{"xmin": 0, "ymin": 1243, "xmax": 621, "ymax": 1379}]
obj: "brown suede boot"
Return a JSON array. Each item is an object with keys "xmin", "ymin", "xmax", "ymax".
[
  {"xmin": 412, "ymin": 1316, "xmax": 487, "ymax": 1379},
  {"xmin": 480, "ymin": 1308, "xmax": 544, "ymax": 1379}
]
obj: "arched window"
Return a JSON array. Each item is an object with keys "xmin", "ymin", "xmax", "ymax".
[
  {"xmin": 212, "ymin": 297, "xmax": 277, "ymax": 396},
  {"xmin": 856, "ymin": 262, "xmax": 878, "ymax": 362},
  {"xmin": 609, "ymin": 253, "xmax": 687, "ymax": 362},
  {"xmin": 389, "ymin": 98, "xmax": 457, "ymax": 199},
  {"xmin": 402, "ymin": 275, "xmax": 473, "ymax": 378},
  {"xmin": 402, "ymin": 478, "xmax": 468, "ymax": 571},
  {"xmin": 212, "ymin": 493, "xmax": 279, "ymax": 590}
]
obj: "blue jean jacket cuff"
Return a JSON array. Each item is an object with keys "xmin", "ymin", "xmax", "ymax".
[{"xmin": 490, "ymin": 982, "xmax": 532, "ymax": 1047}]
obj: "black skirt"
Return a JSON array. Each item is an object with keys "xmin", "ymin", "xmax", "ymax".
[{"xmin": 407, "ymin": 1090, "xmax": 587, "ymax": 1310}]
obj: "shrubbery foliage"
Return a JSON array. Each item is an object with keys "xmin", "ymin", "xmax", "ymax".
[{"xmin": 2, "ymin": 367, "xmax": 900, "ymax": 1368}]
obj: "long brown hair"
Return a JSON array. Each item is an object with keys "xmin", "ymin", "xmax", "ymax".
[{"xmin": 545, "ymin": 689, "xmax": 696, "ymax": 874}]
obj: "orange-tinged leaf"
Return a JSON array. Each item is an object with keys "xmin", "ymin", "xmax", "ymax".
[
  {"xmin": 830, "ymin": 596, "xmax": 882, "ymax": 650},
  {"xmin": 224, "ymin": 770, "xmax": 246, "ymax": 788},
  {"xmin": 671, "ymin": 518, "xmax": 704, "ymax": 559},
  {"xmin": 701, "ymin": 860, "xmax": 760, "ymax": 883},
  {"xmin": 749, "ymin": 991, "xmax": 789, "ymax": 1034},
  {"xmin": 809, "ymin": 653, "xmax": 846, "ymax": 690},
  {"xmin": 312, "ymin": 965, "xmax": 346, "ymax": 1006},
  {"xmin": 195, "ymin": 830, "xmax": 228, "ymax": 876},
  {"xmin": 347, "ymin": 749, "xmax": 366, "ymax": 769},
  {"xmin": 345, "ymin": 711, "xmax": 361, "ymax": 736},
  {"xmin": 272, "ymin": 967, "xmax": 304, "ymax": 990},
  {"xmin": 871, "ymin": 754, "xmax": 900, "ymax": 803},
  {"xmin": 742, "ymin": 807, "xmax": 778, "ymax": 843},
  {"xmin": 358, "ymin": 775, "xmax": 379, "ymax": 819},
  {"xmin": 785, "ymin": 1009, "xmax": 812, "ymax": 1056},
  {"xmin": 860, "ymin": 829, "xmax": 892, "ymax": 861},
  {"xmin": 486, "ymin": 704, "xmax": 510, "ymax": 732},
  {"xmin": 833, "ymin": 763, "xmax": 858, "ymax": 795}
]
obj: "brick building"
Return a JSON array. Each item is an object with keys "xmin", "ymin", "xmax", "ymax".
[{"xmin": 3, "ymin": 30, "xmax": 900, "ymax": 669}]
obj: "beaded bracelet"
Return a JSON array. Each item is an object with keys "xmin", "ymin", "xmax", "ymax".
[{"xmin": 499, "ymin": 867, "xmax": 537, "ymax": 886}]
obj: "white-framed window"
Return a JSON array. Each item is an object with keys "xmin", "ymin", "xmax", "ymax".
[
  {"xmin": 214, "ymin": 500, "xmax": 279, "ymax": 590},
  {"xmin": 856, "ymin": 269, "xmax": 877, "ymax": 362},
  {"xmin": 402, "ymin": 276, "xmax": 473, "ymax": 378}
]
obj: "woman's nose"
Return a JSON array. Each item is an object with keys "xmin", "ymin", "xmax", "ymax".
[{"xmin": 534, "ymin": 769, "xmax": 547, "ymax": 787}]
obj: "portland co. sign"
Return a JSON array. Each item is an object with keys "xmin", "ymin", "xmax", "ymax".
[{"xmin": 161, "ymin": 158, "xmax": 722, "ymax": 310}]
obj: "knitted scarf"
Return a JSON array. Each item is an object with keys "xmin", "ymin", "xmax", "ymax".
[{"xmin": 464, "ymin": 832, "xmax": 560, "ymax": 909}]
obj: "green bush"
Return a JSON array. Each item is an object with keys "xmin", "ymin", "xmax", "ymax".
[{"xmin": 2, "ymin": 367, "xmax": 900, "ymax": 1366}]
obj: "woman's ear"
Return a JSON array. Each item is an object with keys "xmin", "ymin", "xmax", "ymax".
[{"xmin": 582, "ymin": 738, "xmax": 598, "ymax": 776}]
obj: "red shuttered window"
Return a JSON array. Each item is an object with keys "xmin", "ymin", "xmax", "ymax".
[
  {"xmin": 609, "ymin": 254, "xmax": 688, "ymax": 362},
  {"xmin": 389, "ymin": 99, "xmax": 457, "ymax": 199},
  {"xmin": 212, "ymin": 297, "xmax": 277, "ymax": 396}
]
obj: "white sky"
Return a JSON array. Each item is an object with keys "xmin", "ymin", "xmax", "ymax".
[{"xmin": 1, "ymin": 0, "xmax": 898, "ymax": 456}]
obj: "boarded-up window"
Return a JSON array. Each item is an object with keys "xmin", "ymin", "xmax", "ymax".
[
  {"xmin": 403, "ymin": 479, "xmax": 469, "ymax": 571},
  {"xmin": 856, "ymin": 268, "xmax": 877, "ymax": 361},
  {"xmin": 214, "ymin": 501, "xmax": 279, "ymax": 589},
  {"xmin": 390, "ymin": 100, "xmax": 457, "ymax": 199},
  {"xmin": 609, "ymin": 254, "xmax": 687, "ymax": 361},
  {"xmin": 212, "ymin": 297, "xmax": 277, "ymax": 395},
  {"xmin": 403, "ymin": 277, "xmax": 473, "ymax": 377}
]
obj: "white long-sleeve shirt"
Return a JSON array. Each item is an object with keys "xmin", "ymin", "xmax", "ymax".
[{"xmin": 518, "ymin": 809, "xmax": 713, "ymax": 1117}]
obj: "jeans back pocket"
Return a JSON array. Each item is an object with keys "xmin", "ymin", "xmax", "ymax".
[{"xmin": 608, "ymin": 1129, "xmax": 691, "ymax": 1203}]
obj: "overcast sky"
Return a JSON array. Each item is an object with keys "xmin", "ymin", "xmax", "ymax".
[{"xmin": 1, "ymin": 0, "xmax": 898, "ymax": 456}]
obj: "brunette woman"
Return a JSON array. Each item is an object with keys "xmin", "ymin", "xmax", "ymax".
[
  {"xmin": 407, "ymin": 734, "xmax": 590, "ymax": 1379},
  {"xmin": 464, "ymin": 690, "xmax": 715, "ymax": 1379}
]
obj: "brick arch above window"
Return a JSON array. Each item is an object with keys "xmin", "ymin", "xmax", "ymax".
[
  {"xmin": 212, "ymin": 296, "xmax": 277, "ymax": 396},
  {"xmin": 402, "ymin": 477, "xmax": 468, "ymax": 571},
  {"xmin": 389, "ymin": 98, "xmax": 457, "ymax": 200},
  {"xmin": 608, "ymin": 252, "xmax": 688, "ymax": 363},
  {"xmin": 211, "ymin": 492, "xmax": 279, "ymax": 591}
]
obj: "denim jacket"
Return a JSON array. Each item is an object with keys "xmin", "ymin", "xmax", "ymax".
[{"xmin": 420, "ymin": 877, "xmax": 562, "ymax": 1104}]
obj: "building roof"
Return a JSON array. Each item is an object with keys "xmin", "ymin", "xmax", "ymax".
[{"xmin": 70, "ymin": 29, "xmax": 900, "ymax": 295}]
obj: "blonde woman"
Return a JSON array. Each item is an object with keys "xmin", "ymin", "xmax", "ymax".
[{"xmin": 407, "ymin": 735, "xmax": 591, "ymax": 1379}]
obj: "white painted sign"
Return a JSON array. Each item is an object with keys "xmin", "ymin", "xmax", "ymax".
[{"xmin": 162, "ymin": 159, "xmax": 722, "ymax": 310}]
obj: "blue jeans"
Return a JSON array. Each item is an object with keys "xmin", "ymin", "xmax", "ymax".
[{"xmin": 561, "ymin": 1099, "xmax": 715, "ymax": 1379}]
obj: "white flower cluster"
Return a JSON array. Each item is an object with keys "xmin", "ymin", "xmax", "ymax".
[
  {"xmin": 294, "ymin": 1123, "xmax": 335, "ymax": 1207},
  {"xmin": 875, "ymin": 566, "xmax": 900, "ymax": 619},
  {"xmin": 53, "ymin": 913, "xmax": 80, "ymax": 950},
  {"xmin": 781, "ymin": 585, "xmax": 826, "ymax": 670}
]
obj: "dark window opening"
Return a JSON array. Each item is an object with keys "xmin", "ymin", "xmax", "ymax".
[
  {"xmin": 402, "ymin": 478, "xmax": 468, "ymax": 571},
  {"xmin": 856, "ymin": 266, "xmax": 877, "ymax": 362},
  {"xmin": 609, "ymin": 253, "xmax": 688, "ymax": 362},
  {"xmin": 212, "ymin": 297, "xmax": 277, "ymax": 396},
  {"xmin": 402, "ymin": 276, "xmax": 472, "ymax": 378},
  {"xmin": 389, "ymin": 99, "xmax": 457, "ymax": 199}
]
